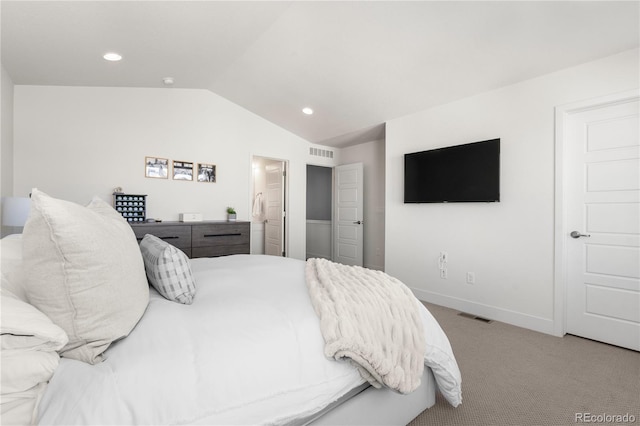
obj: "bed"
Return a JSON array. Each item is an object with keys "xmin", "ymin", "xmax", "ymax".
[{"xmin": 0, "ymin": 189, "xmax": 461, "ymax": 425}]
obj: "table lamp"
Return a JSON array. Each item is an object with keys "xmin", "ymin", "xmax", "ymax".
[{"xmin": 1, "ymin": 196, "xmax": 31, "ymax": 234}]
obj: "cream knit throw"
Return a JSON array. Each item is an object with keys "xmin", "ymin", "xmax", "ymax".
[{"xmin": 305, "ymin": 258, "xmax": 425, "ymax": 394}]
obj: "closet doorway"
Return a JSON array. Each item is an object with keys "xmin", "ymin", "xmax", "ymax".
[
  {"xmin": 306, "ymin": 163, "xmax": 364, "ymax": 265},
  {"xmin": 306, "ymin": 165, "xmax": 333, "ymax": 260},
  {"xmin": 251, "ymin": 156, "xmax": 288, "ymax": 257}
]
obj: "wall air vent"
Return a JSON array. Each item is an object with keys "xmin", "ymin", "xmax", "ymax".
[
  {"xmin": 309, "ymin": 147, "xmax": 334, "ymax": 159},
  {"xmin": 458, "ymin": 312, "xmax": 493, "ymax": 324}
]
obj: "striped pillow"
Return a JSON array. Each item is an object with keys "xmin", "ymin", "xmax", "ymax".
[{"xmin": 139, "ymin": 234, "xmax": 196, "ymax": 304}]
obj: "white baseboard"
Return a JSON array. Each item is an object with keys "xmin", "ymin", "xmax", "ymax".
[
  {"xmin": 364, "ymin": 263, "xmax": 384, "ymax": 271},
  {"xmin": 411, "ymin": 288, "xmax": 557, "ymax": 336}
]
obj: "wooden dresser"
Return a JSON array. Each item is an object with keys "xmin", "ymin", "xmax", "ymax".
[{"xmin": 131, "ymin": 221, "xmax": 250, "ymax": 258}]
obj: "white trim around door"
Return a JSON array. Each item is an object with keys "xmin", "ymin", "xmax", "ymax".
[{"xmin": 554, "ymin": 89, "xmax": 640, "ymax": 343}]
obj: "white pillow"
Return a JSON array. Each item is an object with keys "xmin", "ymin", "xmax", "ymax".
[
  {"xmin": 1, "ymin": 350, "xmax": 60, "ymax": 395},
  {"xmin": 0, "ymin": 288, "xmax": 68, "ymax": 426},
  {"xmin": 0, "ymin": 382, "xmax": 48, "ymax": 426},
  {"xmin": 22, "ymin": 189, "xmax": 149, "ymax": 364},
  {"xmin": 0, "ymin": 288, "xmax": 68, "ymax": 352},
  {"xmin": 140, "ymin": 234, "xmax": 196, "ymax": 304}
]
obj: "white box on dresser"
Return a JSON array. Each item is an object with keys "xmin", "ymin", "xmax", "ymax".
[{"xmin": 179, "ymin": 213, "xmax": 202, "ymax": 222}]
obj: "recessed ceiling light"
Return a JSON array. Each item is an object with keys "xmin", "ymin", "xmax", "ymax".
[
  {"xmin": 163, "ymin": 77, "xmax": 175, "ymax": 86},
  {"xmin": 103, "ymin": 52, "xmax": 122, "ymax": 62},
  {"xmin": 302, "ymin": 107, "xmax": 314, "ymax": 115}
]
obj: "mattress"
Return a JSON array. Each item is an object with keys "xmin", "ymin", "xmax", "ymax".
[{"xmin": 37, "ymin": 255, "xmax": 460, "ymax": 424}]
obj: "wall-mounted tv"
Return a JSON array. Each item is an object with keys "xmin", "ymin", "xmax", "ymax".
[{"xmin": 404, "ymin": 138, "xmax": 500, "ymax": 203}]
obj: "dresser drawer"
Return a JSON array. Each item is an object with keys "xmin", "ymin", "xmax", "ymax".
[
  {"xmin": 191, "ymin": 223, "xmax": 250, "ymax": 255},
  {"xmin": 131, "ymin": 225, "xmax": 192, "ymax": 251}
]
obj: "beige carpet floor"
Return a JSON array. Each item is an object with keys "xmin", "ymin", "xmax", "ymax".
[{"xmin": 408, "ymin": 303, "xmax": 640, "ymax": 426}]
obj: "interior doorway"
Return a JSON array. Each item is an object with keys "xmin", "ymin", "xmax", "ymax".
[
  {"xmin": 251, "ymin": 156, "xmax": 288, "ymax": 257},
  {"xmin": 306, "ymin": 165, "xmax": 333, "ymax": 260},
  {"xmin": 555, "ymin": 90, "xmax": 639, "ymax": 351},
  {"xmin": 305, "ymin": 163, "xmax": 364, "ymax": 266}
]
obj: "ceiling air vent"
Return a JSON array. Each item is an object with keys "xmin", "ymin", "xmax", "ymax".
[{"xmin": 309, "ymin": 147, "xmax": 333, "ymax": 159}]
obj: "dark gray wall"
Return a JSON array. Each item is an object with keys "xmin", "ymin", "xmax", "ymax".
[{"xmin": 306, "ymin": 165, "xmax": 332, "ymax": 220}]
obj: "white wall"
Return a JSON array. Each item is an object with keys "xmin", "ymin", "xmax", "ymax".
[
  {"xmin": 1, "ymin": 65, "xmax": 14, "ymax": 198},
  {"xmin": 340, "ymin": 139, "xmax": 385, "ymax": 271},
  {"xmin": 1, "ymin": 65, "xmax": 15, "ymax": 236},
  {"xmin": 13, "ymin": 85, "xmax": 322, "ymax": 260},
  {"xmin": 385, "ymin": 48, "xmax": 639, "ymax": 334}
]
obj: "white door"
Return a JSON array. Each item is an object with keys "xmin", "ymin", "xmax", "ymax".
[
  {"xmin": 334, "ymin": 163, "xmax": 364, "ymax": 266},
  {"xmin": 563, "ymin": 93, "xmax": 639, "ymax": 351},
  {"xmin": 265, "ymin": 162, "xmax": 285, "ymax": 257}
]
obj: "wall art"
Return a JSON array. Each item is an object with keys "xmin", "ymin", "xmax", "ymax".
[
  {"xmin": 173, "ymin": 160, "xmax": 194, "ymax": 181},
  {"xmin": 197, "ymin": 163, "xmax": 216, "ymax": 183},
  {"xmin": 145, "ymin": 157, "xmax": 169, "ymax": 179}
]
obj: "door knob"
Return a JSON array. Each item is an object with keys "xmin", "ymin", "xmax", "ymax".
[
  {"xmin": 570, "ymin": 231, "xmax": 591, "ymax": 239},
  {"xmin": 353, "ymin": 220, "xmax": 363, "ymax": 225}
]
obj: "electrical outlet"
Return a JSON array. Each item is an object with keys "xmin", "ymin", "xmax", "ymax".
[
  {"xmin": 438, "ymin": 252, "xmax": 448, "ymax": 270},
  {"xmin": 440, "ymin": 269, "xmax": 448, "ymax": 279},
  {"xmin": 466, "ymin": 272, "xmax": 475, "ymax": 284}
]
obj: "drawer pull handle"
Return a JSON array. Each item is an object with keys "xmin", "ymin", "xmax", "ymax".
[
  {"xmin": 136, "ymin": 236, "xmax": 180, "ymax": 241},
  {"xmin": 203, "ymin": 233, "xmax": 242, "ymax": 238}
]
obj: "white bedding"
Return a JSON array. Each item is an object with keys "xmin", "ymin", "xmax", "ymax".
[{"xmin": 37, "ymin": 255, "xmax": 461, "ymax": 425}]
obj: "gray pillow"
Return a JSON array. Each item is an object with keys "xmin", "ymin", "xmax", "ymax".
[{"xmin": 140, "ymin": 234, "xmax": 196, "ymax": 304}]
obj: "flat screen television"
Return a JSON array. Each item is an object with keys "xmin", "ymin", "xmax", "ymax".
[{"xmin": 404, "ymin": 138, "xmax": 500, "ymax": 203}]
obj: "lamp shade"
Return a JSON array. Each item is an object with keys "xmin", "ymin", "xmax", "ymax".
[{"xmin": 2, "ymin": 197, "xmax": 32, "ymax": 227}]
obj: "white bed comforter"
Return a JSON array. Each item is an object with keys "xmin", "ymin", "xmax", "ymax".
[{"xmin": 38, "ymin": 255, "xmax": 461, "ymax": 425}]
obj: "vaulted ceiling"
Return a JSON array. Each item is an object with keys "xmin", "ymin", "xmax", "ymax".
[{"xmin": 2, "ymin": 1, "xmax": 638, "ymax": 147}]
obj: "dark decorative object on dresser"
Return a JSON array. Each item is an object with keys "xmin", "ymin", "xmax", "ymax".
[
  {"xmin": 114, "ymin": 194, "xmax": 147, "ymax": 223},
  {"xmin": 130, "ymin": 221, "xmax": 250, "ymax": 258}
]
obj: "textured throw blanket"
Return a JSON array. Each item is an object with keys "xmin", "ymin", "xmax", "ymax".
[{"xmin": 305, "ymin": 258, "xmax": 426, "ymax": 394}]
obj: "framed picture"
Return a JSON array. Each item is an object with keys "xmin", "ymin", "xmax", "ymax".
[
  {"xmin": 145, "ymin": 157, "xmax": 169, "ymax": 179},
  {"xmin": 173, "ymin": 161, "xmax": 194, "ymax": 181},
  {"xmin": 197, "ymin": 163, "xmax": 216, "ymax": 183}
]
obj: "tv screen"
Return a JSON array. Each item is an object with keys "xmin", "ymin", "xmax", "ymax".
[{"xmin": 404, "ymin": 138, "xmax": 500, "ymax": 203}]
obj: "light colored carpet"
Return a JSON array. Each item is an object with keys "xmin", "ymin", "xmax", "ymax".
[{"xmin": 408, "ymin": 303, "xmax": 640, "ymax": 426}]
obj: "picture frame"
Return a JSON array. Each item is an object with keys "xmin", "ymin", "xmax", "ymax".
[
  {"xmin": 145, "ymin": 157, "xmax": 169, "ymax": 179},
  {"xmin": 173, "ymin": 160, "xmax": 194, "ymax": 181},
  {"xmin": 197, "ymin": 163, "xmax": 216, "ymax": 183}
]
